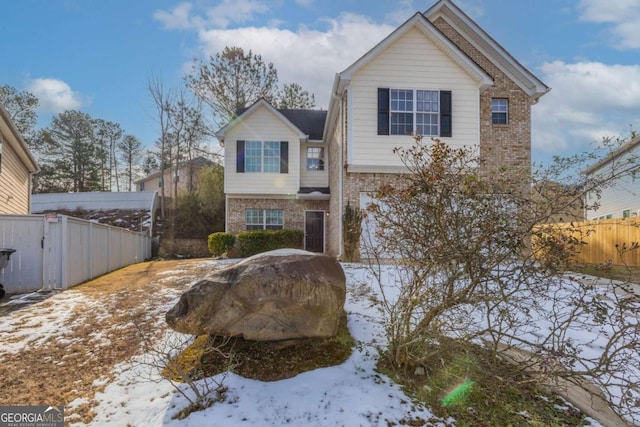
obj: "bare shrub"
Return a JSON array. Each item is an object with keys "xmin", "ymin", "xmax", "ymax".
[
  {"xmin": 133, "ymin": 327, "xmax": 234, "ymax": 419},
  {"xmin": 364, "ymin": 135, "xmax": 640, "ymax": 423}
]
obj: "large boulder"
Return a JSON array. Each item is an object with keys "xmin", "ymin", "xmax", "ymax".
[{"xmin": 166, "ymin": 249, "xmax": 346, "ymax": 341}]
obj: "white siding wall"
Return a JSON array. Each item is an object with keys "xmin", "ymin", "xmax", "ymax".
[
  {"xmin": 348, "ymin": 27, "xmax": 481, "ymax": 167},
  {"xmin": 224, "ymin": 105, "xmax": 301, "ymax": 195},
  {"xmin": 587, "ymin": 145, "xmax": 640, "ymax": 220},
  {"xmin": 300, "ymin": 141, "xmax": 328, "ymax": 188},
  {"xmin": 0, "ymin": 130, "xmax": 31, "ymax": 214}
]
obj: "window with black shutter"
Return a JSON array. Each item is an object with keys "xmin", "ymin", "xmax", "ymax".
[{"xmin": 378, "ymin": 88, "xmax": 452, "ymax": 137}]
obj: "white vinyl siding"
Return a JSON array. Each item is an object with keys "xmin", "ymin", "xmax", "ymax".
[
  {"xmin": 348, "ymin": 27, "xmax": 481, "ymax": 167},
  {"xmin": 224, "ymin": 104, "xmax": 300, "ymax": 195},
  {"xmin": 300, "ymin": 142, "xmax": 329, "ymax": 188},
  {"xmin": 586, "ymin": 144, "xmax": 640, "ymax": 220},
  {"xmin": 0, "ymin": 131, "xmax": 31, "ymax": 214}
]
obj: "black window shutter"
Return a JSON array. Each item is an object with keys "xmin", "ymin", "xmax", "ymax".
[
  {"xmin": 440, "ymin": 91, "xmax": 452, "ymax": 137},
  {"xmin": 236, "ymin": 140, "xmax": 245, "ymax": 173},
  {"xmin": 377, "ymin": 88, "xmax": 390, "ymax": 135},
  {"xmin": 280, "ymin": 141, "xmax": 289, "ymax": 174}
]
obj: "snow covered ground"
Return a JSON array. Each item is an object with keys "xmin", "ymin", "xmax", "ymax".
[
  {"xmin": 1, "ymin": 258, "xmax": 636, "ymax": 426},
  {"xmin": 84, "ymin": 262, "xmax": 442, "ymax": 426}
]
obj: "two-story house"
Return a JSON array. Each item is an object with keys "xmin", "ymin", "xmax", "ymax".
[
  {"xmin": 217, "ymin": 102, "xmax": 329, "ymax": 252},
  {"xmin": 583, "ymin": 134, "xmax": 640, "ymax": 220},
  {"xmin": 0, "ymin": 103, "xmax": 40, "ymax": 214},
  {"xmin": 218, "ymin": 0, "xmax": 549, "ymax": 257},
  {"xmin": 136, "ymin": 156, "xmax": 214, "ymax": 194}
]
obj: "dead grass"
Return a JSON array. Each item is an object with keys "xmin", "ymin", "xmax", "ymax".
[{"xmin": 0, "ymin": 258, "xmax": 214, "ymax": 425}]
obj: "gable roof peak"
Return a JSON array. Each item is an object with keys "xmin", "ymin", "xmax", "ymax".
[
  {"xmin": 424, "ymin": 0, "xmax": 549, "ymax": 100},
  {"xmin": 338, "ymin": 10, "xmax": 492, "ymax": 88}
]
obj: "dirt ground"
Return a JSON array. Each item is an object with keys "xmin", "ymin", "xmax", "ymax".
[{"xmin": 0, "ymin": 258, "xmax": 215, "ymax": 425}]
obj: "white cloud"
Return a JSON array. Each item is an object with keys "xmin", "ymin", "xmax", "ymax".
[
  {"xmin": 195, "ymin": 13, "xmax": 395, "ymax": 107},
  {"xmin": 578, "ymin": 0, "xmax": 640, "ymax": 49},
  {"xmin": 294, "ymin": 0, "xmax": 313, "ymax": 6},
  {"xmin": 27, "ymin": 78, "xmax": 85, "ymax": 114},
  {"xmin": 154, "ymin": 0, "xmax": 269, "ymax": 30},
  {"xmin": 532, "ymin": 61, "xmax": 640, "ymax": 156},
  {"xmin": 205, "ymin": 0, "xmax": 269, "ymax": 29},
  {"xmin": 153, "ymin": 2, "xmax": 199, "ymax": 30}
]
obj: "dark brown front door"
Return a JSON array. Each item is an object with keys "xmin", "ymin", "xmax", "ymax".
[{"xmin": 305, "ymin": 211, "xmax": 325, "ymax": 252}]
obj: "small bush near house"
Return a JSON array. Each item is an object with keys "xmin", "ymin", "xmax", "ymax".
[
  {"xmin": 208, "ymin": 232, "xmax": 236, "ymax": 256},
  {"xmin": 237, "ymin": 229, "xmax": 304, "ymax": 257}
]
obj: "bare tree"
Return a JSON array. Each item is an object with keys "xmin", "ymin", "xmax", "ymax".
[
  {"xmin": 0, "ymin": 84, "xmax": 39, "ymax": 145},
  {"xmin": 275, "ymin": 83, "xmax": 316, "ymax": 109},
  {"xmin": 148, "ymin": 75, "xmax": 174, "ymax": 218},
  {"xmin": 186, "ymin": 46, "xmax": 278, "ymax": 125},
  {"xmin": 93, "ymin": 119, "xmax": 124, "ymax": 191}
]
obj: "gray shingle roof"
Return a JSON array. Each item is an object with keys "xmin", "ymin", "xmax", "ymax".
[{"xmin": 278, "ymin": 109, "xmax": 327, "ymax": 141}]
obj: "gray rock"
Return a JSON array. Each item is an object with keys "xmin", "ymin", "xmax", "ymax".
[{"xmin": 166, "ymin": 249, "xmax": 346, "ymax": 341}]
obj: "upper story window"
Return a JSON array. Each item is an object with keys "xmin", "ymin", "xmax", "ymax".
[
  {"xmin": 306, "ymin": 147, "xmax": 325, "ymax": 171},
  {"xmin": 246, "ymin": 209, "xmax": 283, "ymax": 230},
  {"xmin": 139, "ymin": 181, "xmax": 145, "ymax": 191},
  {"xmin": 236, "ymin": 140, "xmax": 289, "ymax": 174},
  {"xmin": 390, "ymin": 89, "xmax": 439, "ymax": 136},
  {"xmin": 246, "ymin": 141, "xmax": 280, "ymax": 173},
  {"xmin": 378, "ymin": 88, "xmax": 452, "ymax": 137},
  {"xmin": 491, "ymin": 98, "xmax": 508, "ymax": 125}
]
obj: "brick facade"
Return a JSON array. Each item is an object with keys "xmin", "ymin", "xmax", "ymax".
[
  {"xmin": 226, "ymin": 196, "xmax": 329, "ymax": 236},
  {"xmin": 432, "ymin": 17, "xmax": 532, "ymax": 180}
]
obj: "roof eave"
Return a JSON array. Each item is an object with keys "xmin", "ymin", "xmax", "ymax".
[{"xmin": 582, "ymin": 135, "xmax": 640, "ymax": 175}]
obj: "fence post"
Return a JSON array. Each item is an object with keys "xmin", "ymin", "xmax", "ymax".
[{"xmin": 61, "ymin": 215, "xmax": 69, "ymax": 289}]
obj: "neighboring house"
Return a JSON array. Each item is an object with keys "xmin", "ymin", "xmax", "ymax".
[
  {"xmin": 135, "ymin": 156, "xmax": 214, "ymax": 194},
  {"xmin": 583, "ymin": 134, "xmax": 640, "ymax": 220},
  {"xmin": 218, "ymin": 0, "xmax": 549, "ymax": 257},
  {"xmin": 0, "ymin": 103, "xmax": 39, "ymax": 214}
]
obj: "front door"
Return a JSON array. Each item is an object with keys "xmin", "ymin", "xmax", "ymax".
[{"xmin": 305, "ymin": 211, "xmax": 325, "ymax": 252}]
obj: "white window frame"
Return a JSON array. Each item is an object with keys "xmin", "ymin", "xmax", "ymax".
[
  {"xmin": 491, "ymin": 98, "xmax": 508, "ymax": 125},
  {"xmin": 306, "ymin": 147, "xmax": 325, "ymax": 171},
  {"xmin": 245, "ymin": 140, "xmax": 280, "ymax": 173},
  {"xmin": 390, "ymin": 89, "xmax": 439, "ymax": 136},
  {"xmin": 245, "ymin": 209, "xmax": 284, "ymax": 230}
]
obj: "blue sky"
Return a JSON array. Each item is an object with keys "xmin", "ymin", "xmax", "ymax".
[{"xmin": 1, "ymin": 0, "xmax": 639, "ymax": 164}]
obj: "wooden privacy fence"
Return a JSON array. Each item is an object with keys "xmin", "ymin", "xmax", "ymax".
[
  {"xmin": 0, "ymin": 214, "xmax": 151, "ymax": 294},
  {"xmin": 534, "ymin": 218, "xmax": 640, "ymax": 266}
]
